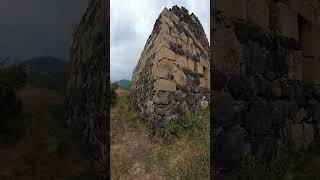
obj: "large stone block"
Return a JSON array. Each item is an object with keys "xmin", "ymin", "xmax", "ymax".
[
  {"xmin": 173, "ymin": 69, "xmax": 187, "ymax": 85},
  {"xmin": 214, "ymin": 0, "xmax": 247, "ymax": 20},
  {"xmin": 187, "ymin": 59, "xmax": 195, "ymax": 71},
  {"xmin": 247, "ymin": 0, "xmax": 269, "ymax": 28},
  {"xmin": 154, "ymin": 46, "xmax": 176, "ymax": 61},
  {"xmin": 196, "ymin": 62, "xmax": 204, "ymax": 75},
  {"xmin": 212, "ymin": 92, "xmax": 235, "ymax": 126},
  {"xmin": 154, "ymin": 35, "xmax": 171, "ymax": 52},
  {"xmin": 154, "ymin": 79, "xmax": 176, "ymax": 92},
  {"xmin": 160, "ymin": 15, "xmax": 174, "ymax": 27},
  {"xmin": 175, "ymin": 55, "xmax": 188, "ymax": 69},
  {"xmin": 153, "ymin": 58, "xmax": 176, "ymax": 79},
  {"xmin": 200, "ymin": 56, "xmax": 209, "ymax": 68},
  {"xmin": 213, "ymin": 28, "xmax": 243, "ymax": 74},
  {"xmin": 276, "ymin": 2, "xmax": 299, "ymax": 40}
]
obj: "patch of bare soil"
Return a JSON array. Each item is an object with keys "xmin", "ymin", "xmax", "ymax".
[{"xmin": 111, "ymin": 89, "xmax": 164, "ymax": 180}]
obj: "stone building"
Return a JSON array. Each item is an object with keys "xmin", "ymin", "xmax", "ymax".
[
  {"xmin": 212, "ymin": 0, "xmax": 320, "ymax": 179},
  {"xmin": 131, "ymin": 6, "xmax": 210, "ymax": 128},
  {"xmin": 65, "ymin": 0, "xmax": 108, "ymax": 179}
]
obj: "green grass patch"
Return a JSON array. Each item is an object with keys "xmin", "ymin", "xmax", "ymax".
[
  {"xmin": 154, "ymin": 109, "xmax": 210, "ymax": 179},
  {"xmin": 156, "ymin": 109, "xmax": 209, "ymax": 142}
]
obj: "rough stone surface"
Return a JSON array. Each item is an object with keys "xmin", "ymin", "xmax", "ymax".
[
  {"xmin": 65, "ymin": 1, "xmax": 108, "ymax": 179},
  {"xmin": 131, "ymin": 6, "xmax": 210, "ymax": 128},
  {"xmin": 213, "ymin": 0, "xmax": 320, "ymax": 178}
]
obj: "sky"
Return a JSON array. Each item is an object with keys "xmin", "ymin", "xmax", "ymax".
[
  {"xmin": 111, "ymin": 0, "xmax": 210, "ymax": 81},
  {"xmin": 0, "ymin": 0, "xmax": 88, "ymax": 61}
]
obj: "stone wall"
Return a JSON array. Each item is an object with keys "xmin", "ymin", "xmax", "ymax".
[
  {"xmin": 65, "ymin": 0, "xmax": 108, "ymax": 179},
  {"xmin": 212, "ymin": 0, "xmax": 320, "ymax": 179},
  {"xmin": 131, "ymin": 6, "xmax": 210, "ymax": 128}
]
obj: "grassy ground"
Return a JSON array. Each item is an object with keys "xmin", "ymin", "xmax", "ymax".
[
  {"xmin": 111, "ymin": 89, "xmax": 210, "ymax": 180},
  {"xmin": 241, "ymin": 145, "xmax": 320, "ymax": 180},
  {"xmin": 0, "ymin": 85, "xmax": 93, "ymax": 179}
]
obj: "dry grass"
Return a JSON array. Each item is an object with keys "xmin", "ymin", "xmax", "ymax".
[{"xmin": 111, "ymin": 89, "xmax": 210, "ymax": 180}]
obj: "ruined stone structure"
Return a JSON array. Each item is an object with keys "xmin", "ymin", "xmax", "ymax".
[
  {"xmin": 212, "ymin": 0, "xmax": 320, "ymax": 179},
  {"xmin": 65, "ymin": 0, "xmax": 108, "ymax": 179},
  {"xmin": 131, "ymin": 6, "xmax": 210, "ymax": 128}
]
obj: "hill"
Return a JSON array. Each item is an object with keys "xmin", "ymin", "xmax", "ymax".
[
  {"xmin": 115, "ymin": 79, "xmax": 131, "ymax": 90},
  {"xmin": 22, "ymin": 57, "xmax": 68, "ymax": 91}
]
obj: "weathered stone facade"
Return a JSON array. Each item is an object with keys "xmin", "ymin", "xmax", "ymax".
[
  {"xmin": 212, "ymin": 0, "xmax": 320, "ymax": 179},
  {"xmin": 65, "ymin": 0, "xmax": 108, "ymax": 179},
  {"xmin": 131, "ymin": 6, "xmax": 210, "ymax": 128}
]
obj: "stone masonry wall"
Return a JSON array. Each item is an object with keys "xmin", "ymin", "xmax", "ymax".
[
  {"xmin": 131, "ymin": 6, "xmax": 210, "ymax": 128},
  {"xmin": 212, "ymin": 0, "xmax": 320, "ymax": 179},
  {"xmin": 65, "ymin": 0, "xmax": 108, "ymax": 179}
]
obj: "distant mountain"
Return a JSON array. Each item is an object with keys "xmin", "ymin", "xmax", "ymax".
[
  {"xmin": 115, "ymin": 79, "xmax": 131, "ymax": 90},
  {"xmin": 22, "ymin": 56, "xmax": 68, "ymax": 91}
]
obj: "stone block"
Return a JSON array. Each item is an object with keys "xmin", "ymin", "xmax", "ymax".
[
  {"xmin": 161, "ymin": 15, "xmax": 174, "ymax": 27},
  {"xmin": 303, "ymin": 122, "xmax": 314, "ymax": 150},
  {"xmin": 199, "ymin": 77, "xmax": 209, "ymax": 88},
  {"xmin": 271, "ymin": 80, "xmax": 282, "ymax": 98},
  {"xmin": 212, "ymin": 92, "xmax": 235, "ymax": 125},
  {"xmin": 214, "ymin": 0, "xmax": 247, "ymax": 20},
  {"xmin": 181, "ymin": 32, "xmax": 188, "ymax": 42},
  {"xmin": 311, "ymin": 26, "xmax": 320, "ymax": 58},
  {"xmin": 200, "ymin": 56, "xmax": 209, "ymax": 68},
  {"xmin": 213, "ymin": 28, "xmax": 242, "ymax": 74},
  {"xmin": 196, "ymin": 62, "xmax": 203, "ymax": 75},
  {"xmin": 160, "ymin": 22, "xmax": 171, "ymax": 34},
  {"xmin": 161, "ymin": 31, "xmax": 177, "ymax": 44},
  {"xmin": 287, "ymin": 51, "xmax": 302, "ymax": 81},
  {"xmin": 154, "ymin": 35, "xmax": 171, "ymax": 52},
  {"xmin": 154, "ymin": 79, "xmax": 176, "ymax": 92},
  {"xmin": 276, "ymin": 2, "xmax": 299, "ymax": 40},
  {"xmin": 300, "ymin": 22, "xmax": 320, "ymax": 58},
  {"xmin": 173, "ymin": 69, "xmax": 187, "ymax": 85},
  {"xmin": 248, "ymin": 0, "xmax": 269, "ymax": 28},
  {"xmin": 175, "ymin": 55, "xmax": 188, "ymax": 69},
  {"xmin": 303, "ymin": 57, "xmax": 320, "ymax": 84},
  {"xmin": 177, "ymin": 38, "xmax": 182, "ymax": 46},
  {"xmin": 192, "ymin": 47, "xmax": 197, "ymax": 57},
  {"xmin": 153, "ymin": 58, "xmax": 175, "ymax": 79},
  {"xmin": 291, "ymin": 123, "xmax": 304, "ymax": 150},
  {"xmin": 187, "ymin": 59, "xmax": 195, "ymax": 71},
  {"xmin": 154, "ymin": 46, "xmax": 176, "ymax": 61}
]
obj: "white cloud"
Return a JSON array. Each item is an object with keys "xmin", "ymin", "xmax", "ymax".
[{"xmin": 110, "ymin": 0, "xmax": 210, "ymax": 81}]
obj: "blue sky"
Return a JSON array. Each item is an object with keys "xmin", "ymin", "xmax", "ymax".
[{"xmin": 110, "ymin": 0, "xmax": 210, "ymax": 81}]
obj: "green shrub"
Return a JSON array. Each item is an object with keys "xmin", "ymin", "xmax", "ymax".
[{"xmin": 157, "ymin": 109, "xmax": 209, "ymax": 141}]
